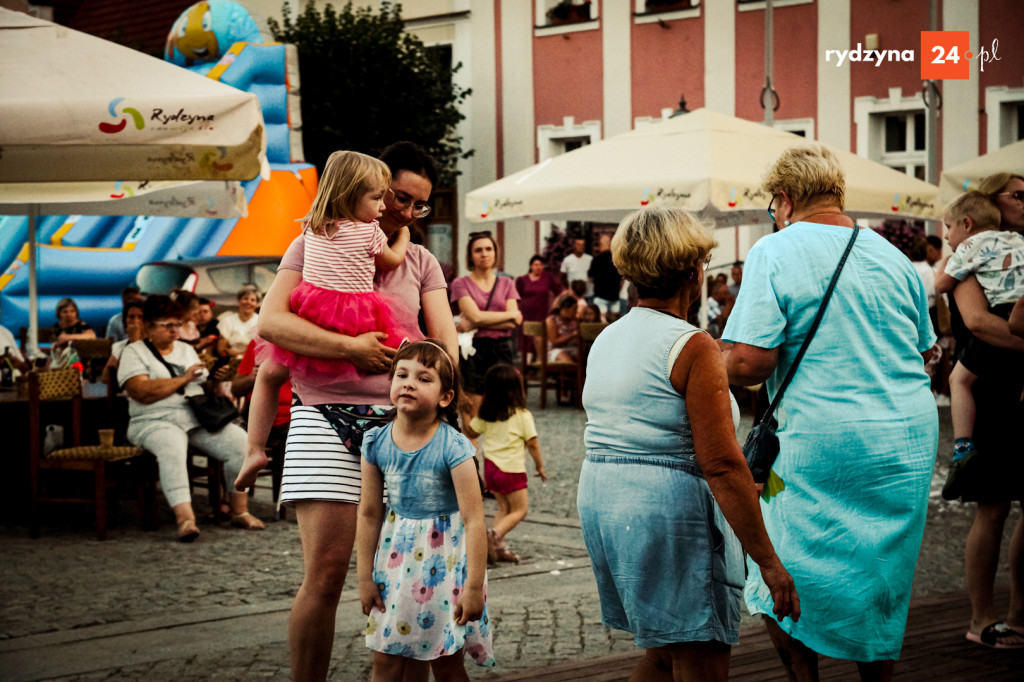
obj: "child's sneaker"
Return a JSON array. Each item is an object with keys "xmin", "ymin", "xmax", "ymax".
[{"xmin": 942, "ymin": 446, "xmax": 979, "ymax": 500}]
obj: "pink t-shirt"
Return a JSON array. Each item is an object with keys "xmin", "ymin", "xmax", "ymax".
[
  {"xmin": 302, "ymin": 220, "xmax": 387, "ymax": 292},
  {"xmin": 279, "ymin": 234, "xmax": 447, "ymax": 405},
  {"xmin": 449, "ymin": 275, "xmax": 520, "ymax": 339}
]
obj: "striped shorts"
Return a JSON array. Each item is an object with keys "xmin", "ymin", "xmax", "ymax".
[{"xmin": 279, "ymin": 404, "xmax": 393, "ymax": 504}]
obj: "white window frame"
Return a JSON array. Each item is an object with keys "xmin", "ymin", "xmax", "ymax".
[
  {"xmin": 737, "ymin": 0, "xmax": 813, "ymax": 11},
  {"xmin": 773, "ymin": 117, "xmax": 815, "ymax": 139},
  {"xmin": 854, "ymin": 88, "xmax": 928, "ymax": 179},
  {"xmin": 985, "ymin": 85, "xmax": 1024, "ymax": 150},
  {"xmin": 633, "ymin": 0, "xmax": 701, "ymax": 24},
  {"xmin": 535, "ymin": 0, "xmax": 599, "ymax": 36}
]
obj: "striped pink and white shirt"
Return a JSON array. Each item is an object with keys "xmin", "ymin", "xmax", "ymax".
[{"xmin": 302, "ymin": 220, "xmax": 387, "ymax": 292}]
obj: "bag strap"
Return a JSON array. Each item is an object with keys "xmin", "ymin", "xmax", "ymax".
[
  {"xmin": 483, "ymin": 278, "xmax": 498, "ymax": 312},
  {"xmin": 758, "ymin": 226, "xmax": 860, "ymax": 425},
  {"xmin": 143, "ymin": 340, "xmax": 186, "ymax": 395}
]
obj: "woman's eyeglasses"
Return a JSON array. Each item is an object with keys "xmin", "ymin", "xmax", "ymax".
[
  {"xmin": 767, "ymin": 194, "xmax": 778, "ymax": 221},
  {"xmin": 993, "ymin": 190, "xmax": 1024, "ymax": 205},
  {"xmin": 701, "ymin": 257, "xmax": 711, "ymax": 271},
  {"xmin": 468, "ymin": 230, "xmax": 492, "ymax": 240},
  {"xmin": 387, "ymin": 187, "xmax": 431, "ymax": 218}
]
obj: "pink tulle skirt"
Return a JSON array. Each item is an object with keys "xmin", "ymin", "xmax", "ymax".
[{"xmin": 257, "ymin": 281, "xmax": 422, "ymax": 386}]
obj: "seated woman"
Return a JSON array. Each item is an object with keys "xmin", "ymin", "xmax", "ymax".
[
  {"xmin": 545, "ymin": 297, "xmax": 580, "ymax": 363},
  {"xmin": 52, "ymin": 297, "xmax": 96, "ymax": 346},
  {"xmin": 218, "ymin": 286, "xmax": 261, "ymax": 357},
  {"xmin": 117, "ymin": 295, "xmax": 264, "ymax": 541},
  {"xmin": 171, "ymin": 290, "xmax": 201, "ymax": 345},
  {"xmin": 101, "ymin": 299, "xmax": 145, "ymax": 387}
]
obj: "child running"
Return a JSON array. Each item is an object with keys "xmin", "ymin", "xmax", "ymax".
[
  {"xmin": 357, "ymin": 340, "xmax": 495, "ymax": 679},
  {"xmin": 467, "ymin": 363, "xmax": 548, "ymax": 564},
  {"xmin": 235, "ymin": 150, "xmax": 419, "ymax": 492},
  {"xmin": 935, "ymin": 191, "xmax": 1024, "ymax": 499}
]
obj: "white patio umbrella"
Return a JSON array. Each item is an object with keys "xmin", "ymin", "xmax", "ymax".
[
  {"xmin": 466, "ymin": 108, "xmax": 941, "ymax": 226},
  {"xmin": 0, "ymin": 7, "xmax": 268, "ymax": 357},
  {"xmin": 938, "ymin": 139, "xmax": 1024, "ymax": 204}
]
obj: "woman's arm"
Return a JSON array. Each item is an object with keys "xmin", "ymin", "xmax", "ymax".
[
  {"xmin": 954, "ymin": 275, "xmax": 1024, "ymax": 351},
  {"xmin": 1009, "ymin": 295, "xmax": 1024, "ymax": 338},
  {"xmin": 933, "ymin": 256, "xmax": 959, "ymax": 294},
  {"xmin": 673, "ymin": 334, "xmax": 799, "ymax": 622},
  {"xmin": 374, "ymin": 226, "xmax": 410, "ymax": 272},
  {"xmin": 451, "ymin": 459, "xmax": 486, "ymax": 625},
  {"xmin": 356, "ymin": 458, "xmax": 387, "ymax": 616},
  {"xmin": 545, "ymin": 316, "xmax": 577, "ymax": 347},
  {"xmin": 57, "ymin": 328, "xmax": 97, "ymax": 345},
  {"xmin": 525, "ymin": 436, "xmax": 548, "ymax": 482},
  {"xmin": 420, "ymin": 288, "xmax": 459, "ymax": 363},
  {"xmin": 259, "ymin": 268, "xmax": 395, "ymax": 368},
  {"xmin": 122, "ymin": 364, "xmax": 203, "ymax": 405},
  {"xmin": 722, "ymin": 342, "xmax": 779, "ymax": 386},
  {"xmin": 456, "ymin": 294, "xmax": 522, "ymax": 329}
]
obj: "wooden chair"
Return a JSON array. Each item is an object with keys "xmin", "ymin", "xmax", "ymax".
[
  {"xmin": 521, "ymin": 321, "xmax": 582, "ymax": 409},
  {"xmin": 188, "ymin": 450, "xmax": 226, "ymax": 525},
  {"xmin": 28, "ymin": 367, "xmax": 157, "ymax": 540},
  {"xmin": 577, "ymin": 321, "xmax": 609, "ymax": 391},
  {"xmin": 19, "ymin": 326, "xmax": 54, "ymax": 355}
]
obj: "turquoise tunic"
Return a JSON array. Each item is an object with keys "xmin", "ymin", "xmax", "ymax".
[{"xmin": 723, "ymin": 222, "xmax": 938, "ymax": 661}]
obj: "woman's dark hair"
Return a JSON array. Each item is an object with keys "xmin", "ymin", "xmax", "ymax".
[
  {"xmin": 389, "ymin": 339, "xmax": 461, "ymax": 429},
  {"xmin": 529, "ymin": 254, "xmax": 544, "ymax": 266},
  {"xmin": 171, "ymin": 289, "xmax": 199, "ymax": 310},
  {"xmin": 54, "ymin": 296, "xmax": 78, "ymax": 319},
  {"xmin": 478, "ymin": 364, "xmax": 526, "ymax": 423},
  {"xmin": 552, "ymin": 296, "xmax": 577, "ymax": 316},
  {"xmin": 143, "ymin": 294, "xmax": 185, "ymax": 323},
  {"xmin": 122, "ymin": 299, "xmax": 145, "ymax": 319},
  {"xmin": 378, "ymin": 141, "xmax": 439, "ymax": 189}
]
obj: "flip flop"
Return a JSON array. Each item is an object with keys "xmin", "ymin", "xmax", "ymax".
[
  {"xmin": 177, "ymin": 519, "xmax": 200, "ymax": 543},
  {"xmin": 965, "ymin": 622, "xmax": 1024, "ymax": 649}
]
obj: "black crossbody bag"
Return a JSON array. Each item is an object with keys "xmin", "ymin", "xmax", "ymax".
[
  {"xmin": 143, "ymin": 340, "xmax": 239, "ymax": 432},
  {"xmin": 743, "ymin": 226, "xmax": 859, "ymax": 483}
]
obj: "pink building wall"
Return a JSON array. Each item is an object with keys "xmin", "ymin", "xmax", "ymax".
[
  {"xmin": 630, "ymin": 14, "xmax": 706, "ymax": 120},
  {"xmin": 533, "ymin": 27, "xmax": 604, "ymax": 133}
]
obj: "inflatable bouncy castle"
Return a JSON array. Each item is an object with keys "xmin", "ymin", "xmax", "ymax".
[{"xmin": 0, "ymin": 0, "xmax": 316, "ymax": 334}]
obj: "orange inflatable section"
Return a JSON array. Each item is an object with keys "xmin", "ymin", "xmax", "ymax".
[{"xmin": 217, "ymin": 166, "xmax": 319, "ymax": 256}]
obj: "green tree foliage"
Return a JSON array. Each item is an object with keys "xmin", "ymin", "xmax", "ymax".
[{"xmin": 269, "ymin": 1, "xmax": 472, "ymax": 186}]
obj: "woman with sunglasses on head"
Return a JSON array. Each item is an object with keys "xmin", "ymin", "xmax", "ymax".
[
  {"xmin": 117, "ymin": 295, "xmax": 262, "ymax": 541},
  {"xmin": 451, "ymin": 232, "xmax": 522, "ymax": 437},
  {"xmin": 255, "ymin": 142, "xmax": 458, "ymax": 681},
  {"xmin": 944, "ymin": 172, "xmax": 1024, "ymax": 650},
  {"xmin": 722, "ymin": 144, "xmax": 937, "ymax": 680}
]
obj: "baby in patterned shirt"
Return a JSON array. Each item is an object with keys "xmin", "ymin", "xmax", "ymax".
[{"xmin": 935, "ymin": 190, "xmax": 1024, "ymax": 499}]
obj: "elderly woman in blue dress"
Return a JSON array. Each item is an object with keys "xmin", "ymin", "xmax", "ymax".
[
  {"xmin": 578, "ymin": 206, "xmax": 799, "ymax": 680},
  {"xmin": 723, "ymin": 143, "xmax": 938, "ymax": 681}
]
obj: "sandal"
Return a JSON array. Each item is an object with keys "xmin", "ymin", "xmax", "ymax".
[
  {"xmin": 230, "ymin": 511, "xmax": 266, "ymax": 531},
  {"xmin": 495, "ymin": 547, "xmax": 520, "ymax": 564},
  {"xmin": 965, "ymin": 622, "xmax": 1024, "ymax": 649},
  {"xmin": 177, "ymin": 519, "xmax": 200, "ymax": 543}
]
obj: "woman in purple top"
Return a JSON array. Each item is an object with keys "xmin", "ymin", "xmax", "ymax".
[
  {"xmin": 452, "ymin": 231, "xmax": 522, "ymax": 428},
  {"xmin": 515, "ymin": 255, "xmax": 563, "ymax": 323},
  {"xmin": 258, "ymin": 143, "xmax": 458, "ymax": 681}
]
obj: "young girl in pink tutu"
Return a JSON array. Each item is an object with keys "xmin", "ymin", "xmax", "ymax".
[{"xmin": 235, "ymin": 150, "xmax": 420, "ymax": 493}]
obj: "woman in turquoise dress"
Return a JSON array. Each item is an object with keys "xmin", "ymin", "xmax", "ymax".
[{"xmin": 723, "ymin": 143, "xmax": 938, "ymax": 680}]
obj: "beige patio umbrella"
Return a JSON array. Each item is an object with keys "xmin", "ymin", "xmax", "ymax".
[
  {"xmin": 938, "ymin": 139, "xmax": 1024, "ymax": 205},
  {"xmin": 0, "ymin": 6, "xmax": 267, "ymax": 356},
  {"xmin": 466, "ymin": 108, "xmax": 940, "ymax": 226}
]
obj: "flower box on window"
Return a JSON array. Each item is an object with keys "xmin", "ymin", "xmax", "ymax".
[{"xmin": 548, "ymin": 1, "xmax": 593, "ymax": 26}]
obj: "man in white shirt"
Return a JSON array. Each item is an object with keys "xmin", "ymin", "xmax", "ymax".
[{"xmin": 560, "ymin": 237, "xmax": 593, "ymax": 299}]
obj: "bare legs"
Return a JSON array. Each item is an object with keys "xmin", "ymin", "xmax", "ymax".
[
  {"xmin": 948, "ymin": 362, "xmax": 978, "ymax": 441},
  {"xmin": 289, "ymin": 500, "xmax": 358, "ymax": 681},
  {"xmin": 370, "ymin": 650, "xmax": 468, "ymax": 682},
  {"xmin": 491, "ymin": 488, "xmax": 528, "ymax": 543},
  {"xmin": 235, "ymin": 360, "xmax": 290, "ymax": 491},
  {"xmin": 627, "ymin": 641, "xmax": 730, "ymax": 682},
  {"xmin": 965, "ymin": 502, "xmax": 1024, "ymax": 645},
  {"xmin": 763, "ymin": 617, "xmax": 893, "ymax": 682}
]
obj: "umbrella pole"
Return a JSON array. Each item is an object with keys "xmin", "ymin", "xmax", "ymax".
[{"xmin": 27, "ymin": 204, "xmax": 39, "ymax": 360}]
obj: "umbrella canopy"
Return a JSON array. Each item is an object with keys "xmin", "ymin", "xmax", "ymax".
[
  {"xmin": 938, "ymin": 139, "xmax": 1024, "ymax": 205},
  {"xmin": 466, "ymin": 108, "xmax": 940, "ymax": 226},
  {"xmin": 0, "ymin": 8, "xmax": 268, "ymax": 183}
]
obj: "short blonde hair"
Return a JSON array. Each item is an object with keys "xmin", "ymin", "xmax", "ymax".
[
  {"xmin": 763, "ymin": 143, "xmax": 846, "ymax": 212},
  {"xmin": 611, "ymin": 207, "xmax": 717, "ymax": 299},
  {"xmin": 303, "ymin": 150, "xmax": 391, "ymax": 233},
  {"xmin": 944, "ymin": 191, "xmax": 1001, "ymax": 232}
]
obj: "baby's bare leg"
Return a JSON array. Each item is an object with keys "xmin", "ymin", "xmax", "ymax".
[
  {"xmin": 235, "ymin": 360, "xmax": 290, "ymax": 491},
  {"xmin": 948, "ymin": 362, "xmax": 978, "ymax": 441}
]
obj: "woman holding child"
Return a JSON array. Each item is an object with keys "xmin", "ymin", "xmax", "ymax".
[
  {"xmin": 579, "ymin": 206, "xmax": 799, "ymax": 680},
  {"xmin": 723, "ymin": 143, "xmax": 937, "ymax": 680},
  {"xmin": 256, "ymin": 143, "xmax": 459, "ymax": 680},
  {"xmin": 944, "ymin": 172, "xmax": 1024, "ymax": 650}
]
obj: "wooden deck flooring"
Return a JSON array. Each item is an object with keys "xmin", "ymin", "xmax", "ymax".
[{"xmin": 486, "ymin": 585, "xmax": 1023, "ymax": 681}]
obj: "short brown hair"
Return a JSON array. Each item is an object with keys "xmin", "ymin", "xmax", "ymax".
[
  {"xmin": 611, "ymin": 207, "xmax": 716, "ymax": 299},
  {"xmin": 465, "ymin": 231, "xmax": 499, "ymax": 272},
  {"xmin": 763, "ymin": 143, "xmax": 846, "ymax": 213},
  {"xmin": 944, "ymin": 191, "xmax": 1001, "ymax": 232}
]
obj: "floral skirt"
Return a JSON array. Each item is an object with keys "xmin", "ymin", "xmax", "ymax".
[{"xmin": 365, "ymin": 508, "xmax": 496, "ymax": 666}]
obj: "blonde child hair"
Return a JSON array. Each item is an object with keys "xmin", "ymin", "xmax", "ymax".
[
  {"xmin": 302, "ymin": 150, "xmax": 392, "ymax": 235},
  {"xmin": 943, "ymin": 191, "xmax": 1002, "ymax": 232}
]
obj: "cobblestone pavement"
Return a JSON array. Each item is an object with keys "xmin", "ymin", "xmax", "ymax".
[{"xmin": 0, "ymin": 399, "xmax": 1018, "ymax": 680}]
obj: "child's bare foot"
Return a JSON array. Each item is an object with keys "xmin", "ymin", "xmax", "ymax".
[{"xmin": 234, "ymin": 449, "xmax": 268, "ymax": 491}]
